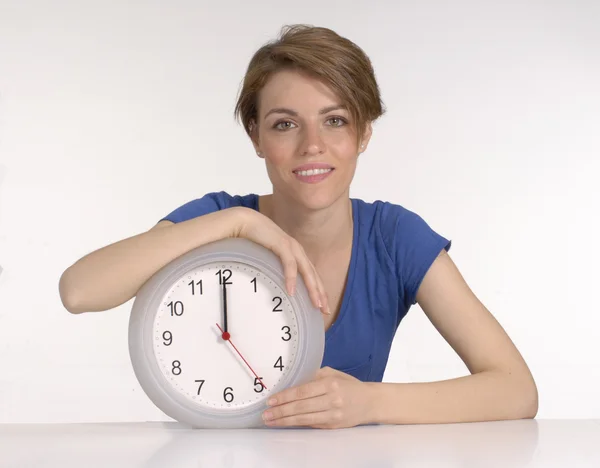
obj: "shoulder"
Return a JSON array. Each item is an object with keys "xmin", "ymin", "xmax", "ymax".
[
  {"xmin": 159, "ymin": 191, "xmax": 258, "ymax": 224},
  {"xmin": 353, "ymin": 197, "xmax": 451, "ymax": 305},
  {"xmin": 353, "ymin": 197, "xmax": 435, "ymax": 248}
]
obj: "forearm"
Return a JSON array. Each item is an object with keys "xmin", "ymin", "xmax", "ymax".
[
  {"xmin": 60, "ymin": 207, "xmax": 248, "ymax": 313},
  {"xmin": 366, "ymin": 369, "xmax": 538, "ymax": 425}
]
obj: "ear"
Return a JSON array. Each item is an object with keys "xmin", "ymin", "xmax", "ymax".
[
  {"xmin": 249, "ymin": 119, "xmax": 262, "ymax": 156},
  {"xmin": 359, "ymin": 122, "xmax": 373, "ymax": 153}
]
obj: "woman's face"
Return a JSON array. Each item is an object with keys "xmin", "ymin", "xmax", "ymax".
[{"xmin": 251, "ymin": 69, "xmax": 371, "ymax": 210}]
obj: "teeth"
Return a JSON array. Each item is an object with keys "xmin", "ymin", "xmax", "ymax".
[{"xmin": 295, "ymin": 168, "xmax": 332, "ymax": 176}]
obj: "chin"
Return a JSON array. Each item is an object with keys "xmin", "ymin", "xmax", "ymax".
[
  {"xmin": 270, "ymin": 172, "xmax": 350, "ymax": 211},
  {"xmin": 294, "ymin": 188, "xmax": 347, "ymax": 212}
]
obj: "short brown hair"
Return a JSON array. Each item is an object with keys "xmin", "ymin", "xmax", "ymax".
[{"xmin": 233, "ymin": 24, "xmax": 386, "ymax": 147}]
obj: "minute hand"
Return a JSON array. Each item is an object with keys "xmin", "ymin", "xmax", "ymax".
[{"xmin": 222, "ymin": 280, "xmax": 228, "ymax": 334}]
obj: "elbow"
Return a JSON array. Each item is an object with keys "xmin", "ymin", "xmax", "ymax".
[
  {"xmin": 489, "ymin": 366, "xmax": 538, "ymax": 420},
  {"xmin": 523, "ymin": 380, "xmax": 539, "ymax": 419},
  {"xmin": 512, "ymin": 369, "xmax": 539, "ymax": 420},
  {"xmin": 61, "ymin": 296, "xmax": 85, "ymax": 314},
  {"xmin": 59, "ymin": 269, "xmax": 84, "ymax": 314}
]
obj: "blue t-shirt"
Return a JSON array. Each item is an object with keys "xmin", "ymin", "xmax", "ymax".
[{"xmin": 160, "ymin": 191, "xmax": 451, "ymax": 382}]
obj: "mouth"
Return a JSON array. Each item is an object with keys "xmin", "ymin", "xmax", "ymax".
[
  {"xmin": 292, "ymin": 167, "xmax": 334, "ymax": 177},
  {"xmin": 292, "ymin": 167, "xmax": 335, "ymax": 184}
]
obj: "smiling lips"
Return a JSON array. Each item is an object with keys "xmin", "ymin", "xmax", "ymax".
[{"xmin": 292, "ymin": 164, "xmax": 334, "ymax": 184}]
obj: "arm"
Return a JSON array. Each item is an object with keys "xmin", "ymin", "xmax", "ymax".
[
  {"xmin": 59, "ymin": 207, "xmax": 249, "ymax": 314},
  {"xmin": 367, "ymin": 250, "xmax": 539, "ymax": 424}
]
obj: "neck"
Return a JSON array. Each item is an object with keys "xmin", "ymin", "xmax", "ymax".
[{"xmin": 258, "ymin": 191, "xmax": 353, "ymax": 265}]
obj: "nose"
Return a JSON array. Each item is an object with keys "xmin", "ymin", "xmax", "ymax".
[{"xmin": 300, "ymin": 124, "xmax": 325, "ymax": 156}]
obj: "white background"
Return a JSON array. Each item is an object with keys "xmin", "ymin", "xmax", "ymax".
[{"xmin": 0, "ymin": 0, "xmax": 598, "ymax": 423}]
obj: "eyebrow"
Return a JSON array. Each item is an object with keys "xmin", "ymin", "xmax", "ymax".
[{"xmin": 264, "ymin": 104, "xmax": 347, "ymax": 119}]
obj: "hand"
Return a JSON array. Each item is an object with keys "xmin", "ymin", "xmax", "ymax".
[
  {"xmin": 261, "ymin": 366, "xmax": 374, "ymax": 429},
  {"xmin": 232, "ymin": 207, "xmax": 330, "ymax": 316}
]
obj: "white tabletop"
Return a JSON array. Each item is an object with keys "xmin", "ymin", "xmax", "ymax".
[{"xmin": 1, "ymin": 419, "xmax": 598, "ymax": 467}]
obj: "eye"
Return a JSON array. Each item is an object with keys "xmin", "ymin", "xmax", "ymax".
[
  {"xmin": 328, "ymin": 117, "xmax": 348, "ymax": 127},
  {"xmin": 273, "ymin": 120, "xmax": 296, "ymax": 131},
  {"xmin": 272, "ymin": 117, "xmax": 348, "ymax": 131}
]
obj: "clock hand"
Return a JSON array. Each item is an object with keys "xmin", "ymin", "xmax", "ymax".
[
  {"xmin": 221, "ymin": 280, "xmax": 229, "ymax": 340},
  {"xmin": 216, "ymin": 323, "xmax": 268, "ymax": 390}
]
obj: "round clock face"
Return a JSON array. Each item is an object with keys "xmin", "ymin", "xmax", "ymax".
[
  {"xmin": 129, "ymin": 237, "xmax": 324, "ymax": 428},
  {"xmin": 152, "ymin": 260, "xmax": 299, "ymax": 411}
]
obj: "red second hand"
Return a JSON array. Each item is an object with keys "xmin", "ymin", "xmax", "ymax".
[{"xmin": 216, "ymin": 323, "xmax": 268, "ymax": 390}]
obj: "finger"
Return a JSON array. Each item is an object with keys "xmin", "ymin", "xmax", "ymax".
[
  {"xmin": 271, "ymin": 240, "xmax": 298, "ymax": 296},
  {"xmin": 263, "ymin": 394, "xmax": 331, "ymax": 422},
  {"xmin": 317, "ymin": 366, "xmax": 354, "ymax": 381},
  {"xmin": 295, "ymin": 252, "xmax": 321, "ymax": 310},
  {"xmin": 290, "ymin": 240, "xmax": 327, "ymax": 312},
  {"xmin": 267, "ymin": 379, "xmax": 327, "ymax": 407},
  {"xmin": 304, "ymin": 262, "xmax": 329, "ymax": 314},
  {"xmin": 309, "ymin": 261, "xmax": 330, "ymax": 315},
  {"xmin": 316, "ymin": 366, "xmax": 333, "ymax": 377},
  {"xmin": 264, "ymin": 410, "xmax": 336, "ymax": 428}
]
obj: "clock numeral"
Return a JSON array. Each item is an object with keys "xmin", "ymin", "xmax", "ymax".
[
  {"xmin": 254, "ymin": 377, "xmax": 265, "ymax": 393},
  {"xmin": 281, "ymin": 326, "xmax": 291, "ymax": 342},
  {"xmin": 216, "ymin": 269, "xmax": 232, "ymax": 285},
  {"xmin": 274, "ymin": 356, "xmax": 284, "ymax": 372},
  {"xmin": 172, "ymin": 360, "xmax": 182, "ymax": 375},
  {"xmin": 251, "ymin": 277, "xmax": 257, "ymax": 293},
  {"xmin": 272, "ymin": 296, "xmax": 283, "ymax": 312},
  {"xmin": 195, "ymin": 379, "xmax": 205, "ymax": 395},
  {"xmin": 189, "ymin": 279, "xmax": 203, "ymax": 295},
  {"xmin": 162, "ymin": 331, "xmax": 172, "ymax": 346},
  {"xmin": 168, "ymin": 301, "xmax": 184, "ymax": 317},
  {"xmin": 223, "ymin": 386, "xmax": 234, "ymax": 403}
]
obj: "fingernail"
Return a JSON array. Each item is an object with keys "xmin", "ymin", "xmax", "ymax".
[
  {"xmin": 268, "ymin": 398, "xmax": 277, "ymax": 405},
  {"xmin": 288, "ymin": 284, "xmax": 295, "ymax": 296}
]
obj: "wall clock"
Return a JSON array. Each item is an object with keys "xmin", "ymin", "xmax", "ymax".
[{"xmin": 128, "ymin": 237, "xmax": 325, "ymax": 428}]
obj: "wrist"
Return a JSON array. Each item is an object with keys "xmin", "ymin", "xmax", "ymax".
[
  {"xmin": 227, "ymin": 206, "xmax": 258, "ymax": 237},
  {"xmin": 362, "ymin": 381, "xmax": 384, "ymax": 425}
]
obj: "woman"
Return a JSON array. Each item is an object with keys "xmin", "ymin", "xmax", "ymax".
[{"xmin": 59, "ymin": 24, "xmax": 538, "ymax": 429}]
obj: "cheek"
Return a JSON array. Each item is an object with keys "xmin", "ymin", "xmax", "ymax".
[
  {"xmin": 325, "ymin": 133, "xmax": 358, "ymax": 158},
  {"xmin": 331, "ymin": 141, "xmax": 360, "ymax": 165},
  {"xmin": 261, "ymin": 139, "xmax": 291, "ymax": 163},
  {"xmin": 263, "ymin": 158, "xmax": 289, "ymax": 183}
]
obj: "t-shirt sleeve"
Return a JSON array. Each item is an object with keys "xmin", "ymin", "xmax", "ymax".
[
  {"xmin": 387, "ymin": 205, "xmax": 452, "ymax": 308},
  {"xmin": 158, "ymin": 191, "xmax": 226, "ymax": 224}
]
